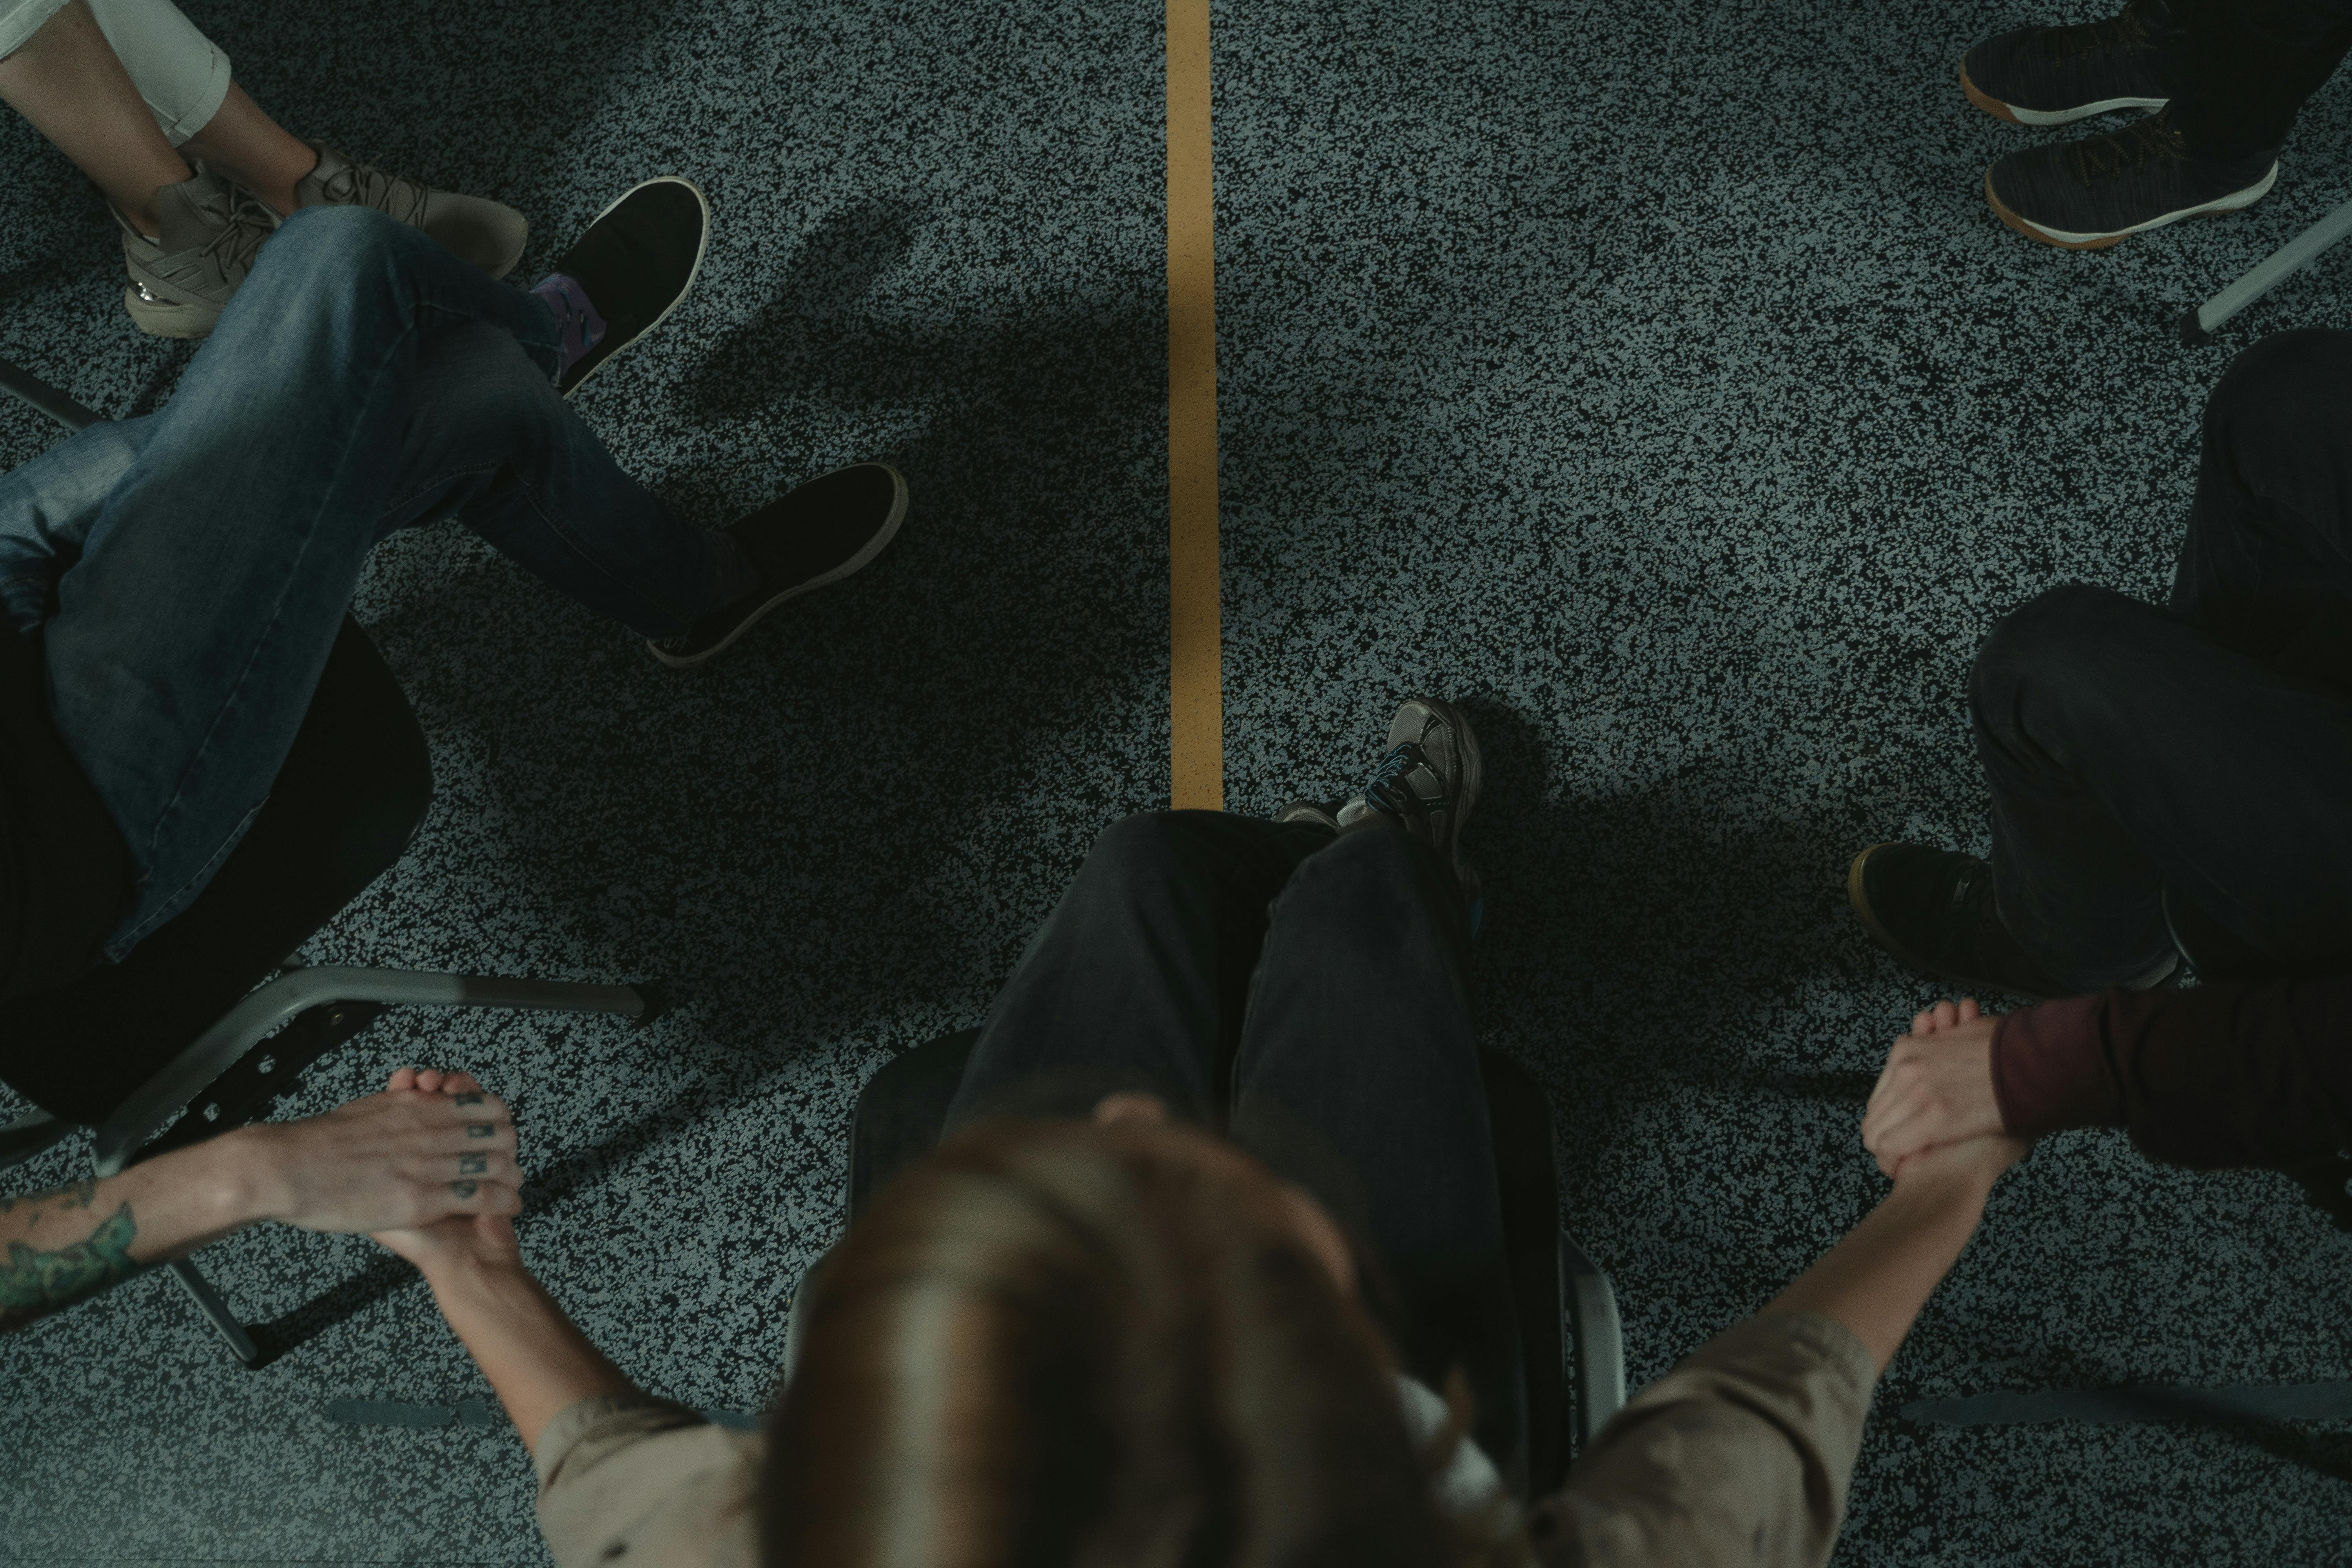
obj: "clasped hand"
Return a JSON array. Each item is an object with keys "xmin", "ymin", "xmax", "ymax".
[
  {"xmin": 248, "ymin": 1065, "xmax": 521, "ymax": 1237},
  {"xmin": 1862, "ymin": 998, "xmax": 2022, "ymax": 1180}
]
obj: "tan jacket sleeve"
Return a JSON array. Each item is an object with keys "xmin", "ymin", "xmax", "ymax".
[
  {"xmin": 1525, "ymin": 1312, "xmax": 1878, "ymax": 1568},
  {"xmin": 534, "ymin": 1394, "xmax": 766, "ymax": 1568}
]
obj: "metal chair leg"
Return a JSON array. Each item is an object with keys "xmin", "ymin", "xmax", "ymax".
[
  {"xmin": 2180, "ymin": 192, "xmax": 2352, "ymax": 344},
  {"xmin": 1562, "ymin": 1227, "xmax": 1625, "ymax": 1450},
  {"xmin": 169, "ymin": 1258, "xmax": 259, "ymax": 1366},
  {"xmin": 94, "ymin": 967, "xmax": 652, "ymax": 1174}
]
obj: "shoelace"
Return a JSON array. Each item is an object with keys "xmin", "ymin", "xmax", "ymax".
[
  {"xmin": 2068, "ymin": 105, "xmax": 2185, "ymax": 186},
  {"xmin": 315, "ymin": 156, "xmax": 432, "ymax": 228},
  {"xmin": 1360, "ymin": 742, "xmax": 1434, "ymax": 819},
  {"xmin": 2045, "ymin": 0, "xmax": 2153, "ymax": 60},
  {"xmin": 202, "ymin": 186, "xmax": 280, "ymax": 276}
]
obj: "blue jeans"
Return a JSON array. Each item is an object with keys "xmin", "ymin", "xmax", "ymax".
[
  {"xmin": 0, "ymin": 205, "xmax": 729, "ymax": 959},
  {"xmin": 946, "ymin": 812, "xmax": 1527, "ymax": 1481},
  {"xmin": 1975, "ymin": 329, "xmax": 2352, "ymax": 990}
]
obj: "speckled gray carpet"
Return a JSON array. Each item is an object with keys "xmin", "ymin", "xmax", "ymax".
[{"xmin": 2, "ymin": 0, "xmax": 2350, "ymax": 1561}]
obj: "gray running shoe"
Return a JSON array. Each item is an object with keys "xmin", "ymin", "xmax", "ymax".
[
  {"xmin": 114, "ymin": 171, "xmax": 277, "ymax": 339},
  {"xmin": 1336, "ymin": 695, "xmax": 1484, "ymax": 924},
  {"xmin": 294, "ymin": 142, "xmax": 528, "ymax": 279},
  {"xmin": 1275, "ymin": 800, "xmax": 1343, "ymax": 833}
]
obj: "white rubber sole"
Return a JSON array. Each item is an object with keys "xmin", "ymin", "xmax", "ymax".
[
  {"xmin": 563, "ymin": 174, "xmax": 711, "ymax": 400},
  {"xmin": 1989, "ymin": 161, "xmax": 2278, "ymax": 249},
  {"xmin": 122, "ymin": 281, "xmax": 218, "ymax": 339},
  {"xmin": 648, "ymin": 465, "xmax": 910, "ymax": 669},
  {"xmin": 2007, "ymin": 94, "xmax": 2169, "ymax": 127}
]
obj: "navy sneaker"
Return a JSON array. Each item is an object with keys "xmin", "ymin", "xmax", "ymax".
[
  {"xmin": 1847, "ymin": 842, "xmax": 2087, "ymax": 1000},
  {"xmin": 1985, "ymin": 107, "xmax": 2276, "ymax": 248},
  {"xmin": 649, "ymin": 463, "xmax": 908, "ymax": 668},
  {"xmin": 1337, "ymin": 696, "xmax": 1484, "ymax": 930},
  {"xmin": 1960, "ymin": 0, "xmax": 2172, "ymax": 126}
]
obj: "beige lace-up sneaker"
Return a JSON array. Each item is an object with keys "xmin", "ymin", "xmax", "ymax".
[
  {"xmin": 113, "ymin": 170, "xmax": 278, "ymax": 339},
  {"xmin": 294, "ymin": 142, "xmax": 527, "ymax": 278}
]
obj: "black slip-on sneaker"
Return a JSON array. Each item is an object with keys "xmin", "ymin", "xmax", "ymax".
[
  {"xmin": 1985, "ymin": 108, "xmax": 2276, "ymax": 248},
  {"xmin": 1960, "ymin": 0, "xmax": 2172, "ymax": 127},
  {"xmin": 649, "ymin": 463, "xmax": 908, "ymax": 669},
  {"xmin": 1336, "ymin": 696, "xmax": 1485, "ymax": 929},
  {"xmin": 554, "ymin": 176, "xmax": 709, "ymax": 397},
  {"xmin": 1846, "ymin": 842, "xmax": 2082, "ymax": 1000}
]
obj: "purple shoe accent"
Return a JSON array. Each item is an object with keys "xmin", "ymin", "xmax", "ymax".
[{"xmin": 528, "ymin": 272, "xmax": 608, "ymax": 383}]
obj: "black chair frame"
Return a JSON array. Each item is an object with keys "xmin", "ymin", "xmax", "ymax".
[{"xmin": 0, "ymin": 359, "xmax": 652, "ymax": 1363}]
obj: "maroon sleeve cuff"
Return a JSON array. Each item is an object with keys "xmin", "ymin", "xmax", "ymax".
[{"xmin": 1990, "ymin": 993, "xmax": 2123, "ymax": 1137}]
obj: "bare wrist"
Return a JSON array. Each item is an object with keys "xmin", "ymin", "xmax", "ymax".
[
  {"xmin": 206, "ymin": 1124, "xmax": 293, "ymax": 1229},
  {"xmin": 421, "ymin": 1248, "xmax": 536, "ymax": 1305}
]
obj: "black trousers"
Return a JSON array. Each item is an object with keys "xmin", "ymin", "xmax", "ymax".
[
  {"xmin": 1974, "ymin": 329, "xmax": 2352, "ymax": 993},
  {"xmin": 2160, "ymin": 0, "xmax": 2352, "ymax": 159},
  {"xmin": 946, "ymin": 811, "xmax": 1526, "ymax": 1475}
]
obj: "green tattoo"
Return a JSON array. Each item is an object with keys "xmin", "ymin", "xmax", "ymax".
[
  {"xmin": 0, "ymin": 1202, "xmax": 142, "ymax": 1331},
  {"xmin": 0, "ymin": 1179, "xmax": 97, "ymax": 1220}
]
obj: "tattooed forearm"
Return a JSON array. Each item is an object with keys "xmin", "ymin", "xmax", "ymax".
[
  {"xmin": 0, "ymin": 1202, "xmax": 143, "ymax": 1332},
  {"xmin": 0, "ymin": 1179, "xmax": 98, "ymax": 1219}
]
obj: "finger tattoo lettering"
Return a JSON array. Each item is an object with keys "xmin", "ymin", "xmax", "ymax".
[
  {"xmin": 466, "ymin": 1123, "xmax": 494, "ymax": 1138},
  {"xmin": 453, "ymin": 1093, "xmax": 485, "ymax": 1107},
  {"xmin": 451, "ymin": 1181, "xmax": 478, "ymax": 1198},
  {"xmin": 458, "ymin": 1153, "xmax": 488, "ymax": 1175}
]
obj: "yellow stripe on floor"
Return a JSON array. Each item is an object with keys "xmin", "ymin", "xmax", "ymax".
[{"xmin": 1167, "ymin": 0, "xmax": 1221, "ymax": 810}]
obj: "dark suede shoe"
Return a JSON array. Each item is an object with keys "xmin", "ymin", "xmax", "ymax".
[
  {"xmin": 1846, "ymin": 842, "xmax": 2070, "ymax": 1001},
  {"xmin": 1960, "ymin": 0, "xmax": 2172, "ymax": 127},
  {"xmin": 1985, "ymin": 107, "xmax": 2276, "ymax": 249},
  {"xmin": 552, "ymin": 176, "xmax": 709, "ymax": 397},
  {"xmin": 650, "ymin": 463, "xmax": 907, "ymax": 668}
]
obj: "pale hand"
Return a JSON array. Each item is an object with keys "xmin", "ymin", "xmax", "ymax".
[
  {"xmin": 1862, "ymin": 998, "xmax": 2013, "ymax": 1179},
  {"xmin": 245, "ymin": 1066, "xmax": 522, "ymax": 1232}
]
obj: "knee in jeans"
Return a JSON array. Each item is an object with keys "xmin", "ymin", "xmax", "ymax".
[
  {"xmin": 1972, "ymin": 583, "xmax": 2147, "ymax": 717},
  {"xmin": 247, "ymin": 206, "xmax": 418, "ymax": 301}
]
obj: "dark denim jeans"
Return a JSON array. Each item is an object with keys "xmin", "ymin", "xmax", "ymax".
[
  {"xmin": 946, "ymin": 811, "xmax": 1526, "ymax": 1476},
  {"xmin": 1975, "ymin": 329, "xmax": 2352, "ymax": 991},
  {"xmin": 0, "ymin": 206, "xmax": 727, "ymax": 958}
]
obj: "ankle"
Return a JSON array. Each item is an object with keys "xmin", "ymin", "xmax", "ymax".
[{"xmin": 528, "ymin": 272, "xmax": 608, "ymax": 382}]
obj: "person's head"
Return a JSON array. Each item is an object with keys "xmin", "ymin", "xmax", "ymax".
[{"xmin": 764, "ymin": 1100, "xmax": 1505, "ymax": 1567}]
